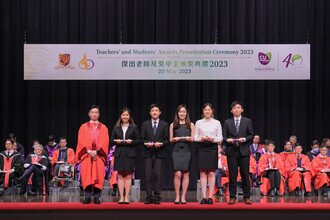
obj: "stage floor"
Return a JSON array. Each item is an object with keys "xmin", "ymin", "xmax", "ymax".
[
  {"xmin": 1, "ymin": 191, "xmax": 330, "ymax": 220},
  {"xmin": 1, "ymin": 190, "xmax": 330, "ymax": 204}
]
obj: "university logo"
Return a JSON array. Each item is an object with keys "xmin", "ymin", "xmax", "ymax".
[
  {"xmin": 55, "ymin": 53, "xmax": 75, "ymax": 69},
  {"xmin": 258, "ymin": 52, "xmax": 272, "ymax": 65},
  {"xmin": 79, "ymin": 53, "xmax": 94, "ymax": 70},
  {"xmin": 282, "ymin": 54, "xmax": 303, "ymax": 68}
]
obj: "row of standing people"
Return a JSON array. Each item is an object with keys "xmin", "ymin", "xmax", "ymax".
[
  {"xmin": 76, "ymin": 101, "xmax": 254, "ymax": 205},
  {"xmin": 1, "ymin": 101, "xmax": 254, "ymax": 206}
]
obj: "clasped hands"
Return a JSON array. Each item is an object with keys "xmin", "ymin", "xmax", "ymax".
[
  {"xmin": 227, "ymin": 138, "xmax": 246, "ymax": 144},
  {"xmin": 200, "ymin": 136, "xmax": 214, "ymax": 142},
  {"xmin": 172, "ymin": 136, "xmax": 193, "ymax": 142},
  {"xmin": 144, "ymin": 142, "xmax": 163, "ymax": 148},
  {"xmin": 114, "ymin": 139, "xmax": 133, "ymax": 145}
]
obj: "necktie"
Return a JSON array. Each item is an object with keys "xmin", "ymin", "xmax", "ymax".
[
  {"xmin": 269, "ymin": 154, "xmax": 274, "ymax": 168},
  {"xmin": 235, "ymin": 119, "xmax": 240, "ymax": 133},
  {"xmin": 297, "ymin": 155, "xmax": 302, "ymax": 168},
  {"xmin": 59, "ymin": 149, "xmax": 66, "ymax": 161},
  {"xmin": 153, "ymin": 121, "xmax": 157, "ymax": 135}
]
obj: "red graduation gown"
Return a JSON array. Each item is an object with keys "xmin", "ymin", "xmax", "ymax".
[
  {"xmin": 285, "ymin": 153, "xmax": 312, "ymax": 192},
  {"xmin": 258, "ymin": 152, "xmax": 286, "ymax": 195},
  {"xmin": 76, "ymin": 122, "xmax": 109, "ymax": 190},
  {"xmin": 311, "ymin": 154, "xmax": 330, "ymax": 190}
]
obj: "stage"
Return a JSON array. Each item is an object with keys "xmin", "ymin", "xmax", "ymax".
[{"xmin": 1, "ymin": 191, "xmax": 330, "ymax": 220}]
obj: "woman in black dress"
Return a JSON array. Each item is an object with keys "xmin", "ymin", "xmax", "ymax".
[
  {"xmin": 169, "ymin": 104, "xmax": 194, "ymax": 204},
  {"xmin": 194, "ymin": 103, "xmax": 223, "ymax": 204},
  {"xmin": 111, "ymin": 107, "xmax": 140, "ymax": 204}
]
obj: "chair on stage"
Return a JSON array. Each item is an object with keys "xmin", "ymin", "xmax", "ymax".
[{"xmin": 51, "ymin": 163, "xmax": 75, "ymax": 194}]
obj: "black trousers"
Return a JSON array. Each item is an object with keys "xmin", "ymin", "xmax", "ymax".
[
  {"xmin": 264, "ymin": 170, "xmax": 281, "ymax": 189},
  {"xmin": 227, "ymin": 150, "xmax": 251, "ymax": 198},
  {"xmin": 145, "ymin": 154, "xmax": 163, "ymax": 200},
  {"xmin": 84, "ymin": 185, "xmax": 102, "ymax": 198},
  {"xmin": 19, "ymin": 165, "xmax": 48, "ymax": 194}
]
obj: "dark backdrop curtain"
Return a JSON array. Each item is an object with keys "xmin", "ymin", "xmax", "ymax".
[{"xmin": 0, "ymin": 0, "xmax": 330, "ymax": 190}]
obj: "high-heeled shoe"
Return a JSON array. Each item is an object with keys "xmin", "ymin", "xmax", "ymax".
[
  {"xmin": 124, "ymin": 198, "xmax": 130, "ymax": 204},
  {"xmin": 118, "ymin": 199, "xmax": 124, "ymax": 204}
]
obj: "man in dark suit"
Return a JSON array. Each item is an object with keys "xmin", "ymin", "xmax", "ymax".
[
  {"xmin": 141, "ymin": 104, "xmax": 169, "ymax": 204},
  {"xmin": 223, "ymin": 101, "xmax": 254, "ymax": 205}
]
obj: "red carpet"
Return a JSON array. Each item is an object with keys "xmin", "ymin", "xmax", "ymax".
[{"xmin": 1, "ymin": 202, "xmax": 330, "ymax": 211}]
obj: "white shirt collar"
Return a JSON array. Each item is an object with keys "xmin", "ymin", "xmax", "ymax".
[
  {"xmin": 152, "ymin": 118, "xmax": 159, "ymax": 124},
  {"xmin": 6, "ymin": 150, "xmax": 14, "ymax": 155},
  {"xmin": 234, "ymin": 116, "xmax": 242, "ymax": 121}
]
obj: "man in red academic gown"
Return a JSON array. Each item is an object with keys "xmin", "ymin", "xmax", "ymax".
[
  {"xmin": 52, "ymin": 137, "xmax": 75, "ymax": 185},
  {"xmin": 285, "ymin": 144, "xmax": 312, "ymax": 197},
  {"xmin": 76, "ymin": 105, "xmax": 109, "ymax": 204},
  {"xmin": 258, "ymin": 140, "xmax": 286, "ymax": 197},
  {"xmin": 0, "ymin": 138, "xmax": 23, "ymax": 196},
  {"xmin": 311, "ymin": 145, "xmax": 330, "ymax": 197}
]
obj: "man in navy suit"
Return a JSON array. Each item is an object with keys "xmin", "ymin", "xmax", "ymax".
[
  {"xmin": 141, "ymin": 104, "xmax": 169, "ymax": 204},
  {"xmin": 223, "ymin": 101, "xmax": 254, "ymax": 205}
]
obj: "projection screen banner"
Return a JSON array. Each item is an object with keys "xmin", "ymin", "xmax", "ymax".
[{"xmin": 24, "ymin": 44, "xmax": 310, "ymax": 80}]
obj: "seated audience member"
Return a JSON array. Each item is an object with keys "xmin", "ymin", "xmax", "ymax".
[
  {"xmin": 14, "ymin": 144, "xmax": 49, "ymax": 195},
  {"xmin": 321, "ymin": 138, "xmax": 330, "ymax": 156},
  {"xmin": 9, "ymin": 133, "xmax": 25, "ymax": 160},
  {"xmin": 250, "ymin": 135, "xmax": 264, "ymax": 162},
  {"xmin": 44, "ymin": 135, "xmax": 59, "ymax": 160},
  {"xmin": 289, "ymin": 135, "xmax": 298, "ymax": 147},
  {"xmin": 0, "ymin": 138, "xmax": 23, "ymax": 196},
  {"xmin": 285, "ymin": 144, "xmax": 312, "ymax": 197},
  {"xmin": 279, "ymin": 140, "xmax": 294, "ymax": 163},
  {"xmin": 306, "ymin": 140, "xmax": 320, "ymax": 161},
  {"xmin": 52, "ymin": 137, "xmax": 75, "ymax": 181},
  {"xmin": 237, "ymin": 156, "xmax": 258, "ymax": 187},
  {"xmin": 215, "ymin": 145, "xmax": 228, "ymax": 196},
  {"xmin": 258, "ymin": 140, "xmax": 286, "ymax": 197},
  {"xmin": 311, "ymin": 145, "xmax": 330, "ymax": 197}
]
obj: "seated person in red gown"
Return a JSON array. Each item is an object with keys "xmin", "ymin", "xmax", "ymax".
[
  {"xmin": 258, "ymin": 140, "xmax": 286, "ymax": 197},
  {"xmin": 311, "ymin": 145, "xmax": 330, "ymax": 197},
  {"xmin": 285, "ymin": 144, "xmax": 312, "ymax": 197},
  {"xmin": 279, "ymin": 140, "xmax": 293, "ymax": 164},
  {"xmin": 52, "ymin": 137, "xmax": 75, "ymax": 184},
  {"xmin": 215, "ymin": 144, "xmax": 228, "ymax": 196}
]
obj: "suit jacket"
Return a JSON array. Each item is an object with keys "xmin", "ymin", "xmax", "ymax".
[
  {"xmin": 110, "ymin": 125, "xmax": 140, "ymax": 158},
  {"xmin": 223, "ymin": 116, "xmax": 254, "ymax": 157},
  {"xmin": 141, "ymin": 119, "xmax": 169, "ymax": 159}
]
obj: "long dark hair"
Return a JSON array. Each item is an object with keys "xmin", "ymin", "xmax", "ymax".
[
  {"xmin": 115, "ymin": 107, "xmax": 136, "ymax": 127},
  {"xmin": 173, "ymin": 104, "xmax": 191, "ymax": 129}
]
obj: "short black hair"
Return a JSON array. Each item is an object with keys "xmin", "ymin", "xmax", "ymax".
[
  {"xmin": 284, "ymin": 140, "xmax": 291, "ymax": 145},
  {"xmin": 265, "ymin": 139, "xmax": 275, "ymax": 146},
  {"xmin": 89, "ymin": 104, "xmax": 100, "ymax": 112},
  {"xmin": 59, "ymin": 137, "xmax": 67, "ymax": 142},
  {"xmin": 320, "ymin": 144, "xmax": 327, "ymax": 149},
  {"xmin": 295, "ymin": 143, "xmax": 302, "ymax": 148},
  {"xmin": 311, "ymin": 140, "xmax": 319, "ymax": 146},
  {"xmin": 31, "ymin": 139, "xmax": 40, "ymax": 146},
  {"xmin": 47, "ymin": 135, "xmax": 55, "ymax": 142},
  {"xmin": 230, "ymin": 101, "xmax": 244, "ymax": 110},
  {"xmin": 5, "ymin": 138, "xmax": 14, "ymax": 145},
  {"xmin": 149, "ymin": 103, "xmax": 161, "ymax": 111}
]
